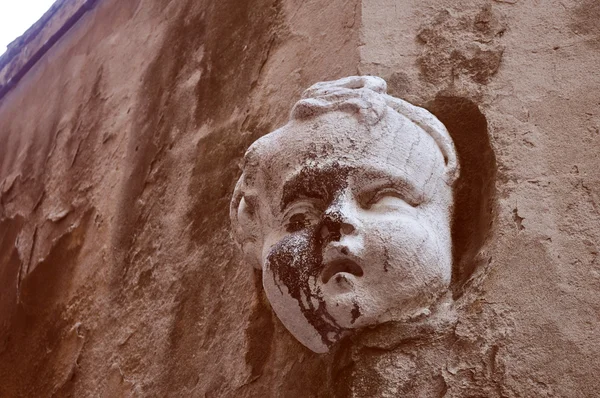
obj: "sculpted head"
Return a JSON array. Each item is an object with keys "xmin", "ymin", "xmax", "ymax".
[{"xmin": 230, "ymin": 76, "xmax": 459, "ymax": 353}]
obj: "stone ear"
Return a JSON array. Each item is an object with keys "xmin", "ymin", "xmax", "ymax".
[{"xmin": 230, "ymin": 177, "xmax": 263, "ymax": 270}]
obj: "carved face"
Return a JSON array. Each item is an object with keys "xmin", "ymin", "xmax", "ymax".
[{"xmin": 243, "ymin": 109, "xmax": 454, "ymax": 353}]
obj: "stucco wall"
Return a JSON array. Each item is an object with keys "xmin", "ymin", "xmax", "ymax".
[{"xmin": 0, "ymin": 0, "xmax": 599, "ymax": 396}]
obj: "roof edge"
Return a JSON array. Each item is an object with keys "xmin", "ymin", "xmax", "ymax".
[{"xmin": 0, "ymin": 0, "xmax": 99, "ymax": 101}]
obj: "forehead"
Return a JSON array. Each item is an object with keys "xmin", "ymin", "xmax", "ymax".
[{"xmin": 248, "ymin": 110, "xmax": 447, "ymax": 202}]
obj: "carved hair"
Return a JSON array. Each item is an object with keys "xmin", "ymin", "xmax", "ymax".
[
  {"xmin": 292, "ymin": 76, "xmax": 458, "ymax": 178},
  {"xmin": 230, "ymin": 76, "xmax": 459, "ymax": 267}
]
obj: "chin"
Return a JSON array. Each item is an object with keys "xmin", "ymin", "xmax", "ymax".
[{"xmin": 321, "ymin": 291, "xmax": 380, "ymax": 329}]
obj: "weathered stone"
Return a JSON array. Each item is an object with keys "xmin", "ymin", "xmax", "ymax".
[{"xmin": 231, "ymin": 76, "xmax": 458, "ymax": 353}]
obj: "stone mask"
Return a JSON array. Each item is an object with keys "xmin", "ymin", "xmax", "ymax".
[{"xmin": 231, "ymin": 76, "xmax": 459, "ymax": 353}]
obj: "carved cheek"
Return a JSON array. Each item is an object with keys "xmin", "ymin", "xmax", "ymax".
[
  {"xmin": 263, "ymin": 229, "xmax": 324, "ymax": 308},
  {"xmin": 263, "ymin": 229, "xmax": 349, "ymax": 348},
  {"xmin": 369, "ymin": 216, "xmax": 446, "ymax": 292}
]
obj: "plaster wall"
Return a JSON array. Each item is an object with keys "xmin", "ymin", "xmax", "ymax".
[{"xmin": 0, "ymin": 0, "xmax": 599, "ymax": 396}]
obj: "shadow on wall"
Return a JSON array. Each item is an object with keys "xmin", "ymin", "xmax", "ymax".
[{"xmin": 427, "ymin": 96, "xmax": 496, "ymax": 297}]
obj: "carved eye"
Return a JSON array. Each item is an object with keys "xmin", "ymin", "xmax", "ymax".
[
  {"xmin": 286, "ymin": 213, "xmax": 311, "ymax": 232},
  {"xmin": 284, "ymin": 201, "xmax": 321, "ymax": 232},
  {"xmin": 364, "ymin": 188, "xmax": 419, "ymax": 209}
]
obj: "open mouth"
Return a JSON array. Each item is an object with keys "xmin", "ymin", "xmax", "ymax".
[{"xmin": 321, "ymin": 259, "xmax": 364, "ymax": 284}]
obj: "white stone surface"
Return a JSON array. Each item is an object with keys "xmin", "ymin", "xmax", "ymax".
[{"xmin": 231, "ymin": 76, "xmax": 459, "ymax": 352}]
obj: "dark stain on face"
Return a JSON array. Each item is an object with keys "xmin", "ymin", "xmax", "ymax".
[
  {"xmin": 351, "ymin": 302, "xmax": 361, "ymax": 325},
  {"xmin": 266, "ymin": 162, "xmax": 356, "ymax": 348},
  {"xmin": 383, "ymin": 246, "xmax": 391, "ymax": 273},
  {"xmin": 266, "ymin": 229, "xmax": 346, "ymax": 348},
  {"xmin": 281, "ymin": 162, "xmax": 351, "ymax": 212}
]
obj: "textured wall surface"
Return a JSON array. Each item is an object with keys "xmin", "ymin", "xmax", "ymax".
[{"xmin": 0, "ymin": 0, "xmax": 599, "ymax": 396}]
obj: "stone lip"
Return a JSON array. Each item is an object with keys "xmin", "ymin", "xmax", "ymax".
[
  {"xmin": 0, "ymin": 0, "xmax": 98, "ymax": 101},
  {"xmin": 320, "ymin": 258, "xmax": 364, "ymax": 284}
]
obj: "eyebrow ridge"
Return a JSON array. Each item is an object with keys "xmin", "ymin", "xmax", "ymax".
[{"xmin": 280, "ymin": 165, "xmax": 352, "ymax": 211}]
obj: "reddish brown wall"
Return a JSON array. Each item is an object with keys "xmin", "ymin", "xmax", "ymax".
[
  {"xmin": 0, "ymin": 0, "xmax": 359, "ymax": 395},
  {"xmin": 2, "ymin": 0, "xmax": 600, "ymax": 396}
]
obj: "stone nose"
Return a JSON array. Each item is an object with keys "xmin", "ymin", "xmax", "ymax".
[
  {"xmin": 319, "ymin": 197, "xmax": 359, "ymax": 243},
  {"xmin": 320, "ymin": 216, "xmax": 355, "ymax": 242}
]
